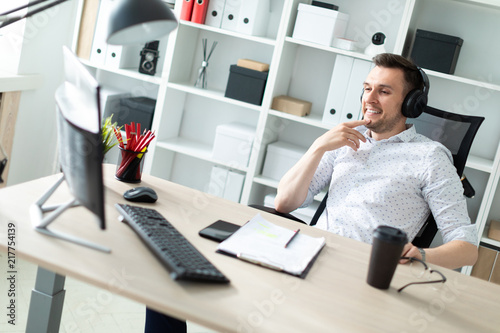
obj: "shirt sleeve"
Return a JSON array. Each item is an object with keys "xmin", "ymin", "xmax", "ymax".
[
  {"xmin": 421, "ymin": 144, "xmax": 478, "ymax": 245},
  {"xmin": 300, "ymin": 150, "xmax": 336, "ymax": 208}
]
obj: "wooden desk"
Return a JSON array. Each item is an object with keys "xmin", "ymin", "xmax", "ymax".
[{"xmin": 1, "ymin": 165, "xmax": 499, "ymax": 332}]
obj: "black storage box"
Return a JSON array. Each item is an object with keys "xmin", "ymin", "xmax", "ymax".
[
  {"xmin": 410, "ymin": 29, "xmax": 463, "ymax": 74},
  {"xmin": 117, "ymin": 97, "xmax": 156, "ymax": 131},
  {"xmin": 224, "ymin": 65, "xmax": 268, "ymax": 105}
]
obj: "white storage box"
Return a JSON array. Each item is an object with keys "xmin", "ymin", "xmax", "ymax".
[
  {"xmin": 212, "ymin": 122, "xmax": 256, "ymax": 167},
  {"xmin": 262, "ymin": 141, "xmax": 306, "ymax": 181},
  {"xmin": 292, "ymin": 3, "xmax": 349, "ymax": 47},
  {"xmin": 207, "ymin": 166, "xmax": 245, "ymax": 203}
]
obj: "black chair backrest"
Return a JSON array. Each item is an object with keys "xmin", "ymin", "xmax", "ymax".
[
  {"xmin": 311, "ymin": 106, "xmax": 484, "ymax": 248},
  {"xmin": 407, "ymin": 106, "xmax": 484, "ymax": 177}
]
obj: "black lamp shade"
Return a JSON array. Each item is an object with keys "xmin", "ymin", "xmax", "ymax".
[{"xmin": 107, "ymin": 0, "xmax": 178, "ymax": 45}]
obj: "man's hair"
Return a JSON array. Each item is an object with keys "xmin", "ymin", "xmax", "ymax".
[{"xmin": 372, "ymin": 53, "xmax": 423, "ymax": 94}]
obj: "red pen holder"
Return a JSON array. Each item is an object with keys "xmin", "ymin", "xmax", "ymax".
[{"xmin": 115, "ymin": 146, "xmax": 147, "ymax": 183}]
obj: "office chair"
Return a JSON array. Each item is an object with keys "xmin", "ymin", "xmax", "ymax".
[{"xmin": 251, "ymin": 106, "xmax": 484, "ymax": 248}]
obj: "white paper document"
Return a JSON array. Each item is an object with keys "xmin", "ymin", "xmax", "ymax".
[{"xmin": 217, "ymin": 214, "xmax": 326, "ymax": 276}]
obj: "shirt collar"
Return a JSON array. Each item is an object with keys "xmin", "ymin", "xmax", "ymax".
[{"xmin": 360, "ymin": 124, "xmax": 417, "ymax": 143}]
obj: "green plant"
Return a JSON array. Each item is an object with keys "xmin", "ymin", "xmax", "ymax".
[{"xmin": 101, "ymin": 115, "xmax": 121, "ymax": 156}]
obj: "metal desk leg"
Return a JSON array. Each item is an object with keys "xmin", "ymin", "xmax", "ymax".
[{"xmin": 26, "ymin": 266, "xmax": 66, "ymax": 333}]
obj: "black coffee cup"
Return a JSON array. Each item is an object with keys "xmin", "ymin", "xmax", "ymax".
[{"xmin": 367, "ymin": 226, "xmax": 408, "ymax": 289}]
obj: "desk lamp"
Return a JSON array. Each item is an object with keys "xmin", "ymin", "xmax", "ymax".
[{"xmin": 0, "ymin": 0, "xmax": 178, "ymax": 44}]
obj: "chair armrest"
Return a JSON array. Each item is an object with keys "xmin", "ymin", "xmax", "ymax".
[
  {"xmin": 248, "ymin": 204, "xmax": 306, "ymax": 224},
  {"xmin": 461, "ymin": 175, "xmax": 475, "ymax": 198}
]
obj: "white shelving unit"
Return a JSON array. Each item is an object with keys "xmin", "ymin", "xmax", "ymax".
[{"xmin": 73, "ymin": 0, "xmax": 500, "ymax": 278}]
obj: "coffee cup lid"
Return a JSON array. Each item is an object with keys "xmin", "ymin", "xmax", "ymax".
[{"xmin": 373, "ymin": 226, "xmax": 408, "ymax": 243}]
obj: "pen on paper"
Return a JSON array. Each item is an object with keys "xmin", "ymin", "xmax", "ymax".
[{"xmin": 284, "ymin": 229, "xmax": 300, "ymax": 248}]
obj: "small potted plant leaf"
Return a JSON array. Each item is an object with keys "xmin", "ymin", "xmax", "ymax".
[{"xmin": 102, "ymin": 115, "xmax": 121, "ymax": 156}]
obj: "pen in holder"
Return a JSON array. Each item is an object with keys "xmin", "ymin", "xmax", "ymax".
[
  {"xmin": 113, "ymin": 121, "xmax": 155, "ymax": 183},
  {"xmin": 115, "ymin": 146, "xmax": 147, "ymax": 183},
  {"xmin": 195, "ymin": 38, "xmax": 218, "ymax": 89}
]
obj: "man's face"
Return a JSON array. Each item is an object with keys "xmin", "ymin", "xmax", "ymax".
[{"xmin": 362, "ymin": 66, "xmax": 408, "ymax": 140}]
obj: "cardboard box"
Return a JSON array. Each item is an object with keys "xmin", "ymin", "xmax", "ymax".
[
  {"xmin": 271, "ymin": 95, "xmax": 312, "ymax": 117},
  {"xmin": 237, "ymin": 59, "xmax": 269, "ymax": 72},
  {"xmin": 262, "ymin": 141, "xmax": 306, "ymax": 181},
  {"xmin": 292, "ymin": 3, "xmax": 349, "ymax": 47},
  {"xmin": 410, "ymin": 29, "xmax": 463, "ymax": 74},
  {"xmin": 488, "ymin": 220, "xmax": 500, "ymax": 242},
  {"xmin": 212, "ymin": 122, "xmax": 256, "ymax": 167},
  {"xmin": 471, "ymin": 246, "xmax": 498, "ymax": 281},
  {"xmin": 490, "ymin": 256, "xmax": 500, "ymax": 285},
  {"xmin": 225, "ymin": 65, "xmax": 268, "ymax": 105}
]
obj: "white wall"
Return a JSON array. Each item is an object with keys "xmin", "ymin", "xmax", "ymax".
[
  {"xmin": 0, "ymin": 1, "xmax": 28, "ymax": 73},
  {"xmin": 7, "ymin": 0, "xmax": 79, "ymax": 185}
]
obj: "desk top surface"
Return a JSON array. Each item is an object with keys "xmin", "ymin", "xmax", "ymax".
[
  {"xmin": 1, "ymin": 165, "xmax": 499, "ymax": 333},
  {"xmin": 0, "ymin": 71, "xmax": 43, "ymax": 92}
]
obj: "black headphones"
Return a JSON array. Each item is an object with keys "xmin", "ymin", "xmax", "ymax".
[{"xmin": 361, "ymin": 66, "xmax": 429, "ymax": 118}]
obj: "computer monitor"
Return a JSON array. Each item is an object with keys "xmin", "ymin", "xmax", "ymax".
[{"xmin": 30, "ymin": 46, "xmax": 110, "ymax": 252}]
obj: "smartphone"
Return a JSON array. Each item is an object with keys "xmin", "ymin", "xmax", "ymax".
[{"xmin": 199, "ymin": 220, "xmax": 240, "ymax": 242}]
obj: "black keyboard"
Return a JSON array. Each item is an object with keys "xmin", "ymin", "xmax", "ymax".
[{"xmin": 115, "ymin": 204, "xmax": 229, "ymax": 283}]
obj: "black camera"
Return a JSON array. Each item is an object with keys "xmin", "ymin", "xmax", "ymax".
[
  {"xmin": 139, "ymin": 41, "xmax": 160, "ymax": 76},
  {"xmin": 371, "ymin": 32, "xmax": 386, "ymax": 45}
]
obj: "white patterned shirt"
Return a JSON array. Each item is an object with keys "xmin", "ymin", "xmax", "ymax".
[{"xmin": 303, "ymin": 125, "xmax": 477, "ymax": 245}]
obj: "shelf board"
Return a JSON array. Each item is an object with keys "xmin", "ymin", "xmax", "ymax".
[
  {"xmin": 79, "ymin": 58, "xmax": 163, "ymax": 84},
  {"xmin": 285, "ymin": 37, "xmax": 500, "ymax": 91},
  {"xmin": 453, "ymin": 0, "xmax": 500, "ymax": 10},
  {"xmin": 252, "ymin": 175, "xmax": 327, "ymax": 201},
  {"xmin": 466, "ymin": 155, "xmax": 494, "ymax": 173},
  {"xmin": 254, "ymin": 156, "xmax": 494, "ymax": 185},
  {"xmin": 167, "ymin": 82, "xmax": 263, "ymax": 111},
  {"xmin": 285, "ymin": 37, "xmax": 373, "ymax": 61},
  {"xmin": 268, "ymin": 109, "xmax": 331, "ymax": 130},
  {"xmin": 253, "ymin": 175, "xmax": 279, "ymax": 188},
  {"xmin": 180, "ymin": 21, "xmax": 277, "ymax": 46},
  {"xmin": 155, "ymin": 137, "xmax": 248, "ymax": 172},
  {"xmin": 425, "ymin": 69, "xmax": 500, "ymax": 91},
  {"xmin": 269, "ymin": 109, "xmax": 495, "ymax": 173},
  {"xmin": 480, "ymin": 237, "xmax": 500, "ymax": 249}
]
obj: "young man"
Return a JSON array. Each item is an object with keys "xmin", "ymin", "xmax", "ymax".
[
  {"xmin": 145, "ymin": 53, "xmax": 479, "ymax": 333},
  {"xmin": 274, "ymin": 53, "xmax": 478, "ymax": 270}
]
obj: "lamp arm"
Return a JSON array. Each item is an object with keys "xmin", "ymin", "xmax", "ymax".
[
  {"xmin": 0, "ymin": 0, "xmax": 51, "ymax": 16},
  {"xmin": 0, "ymin": 0, "xmax": 71, "ymax": 29}
]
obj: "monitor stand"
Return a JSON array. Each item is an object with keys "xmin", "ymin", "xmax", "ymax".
[{"xmin": 30, "ymin": 174, "xmax": 111, "ymax": 253}]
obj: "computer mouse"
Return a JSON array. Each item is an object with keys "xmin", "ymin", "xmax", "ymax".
[{"xmin": 123, "ymin": 187, "xmax": 158, "ymax": 203}]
